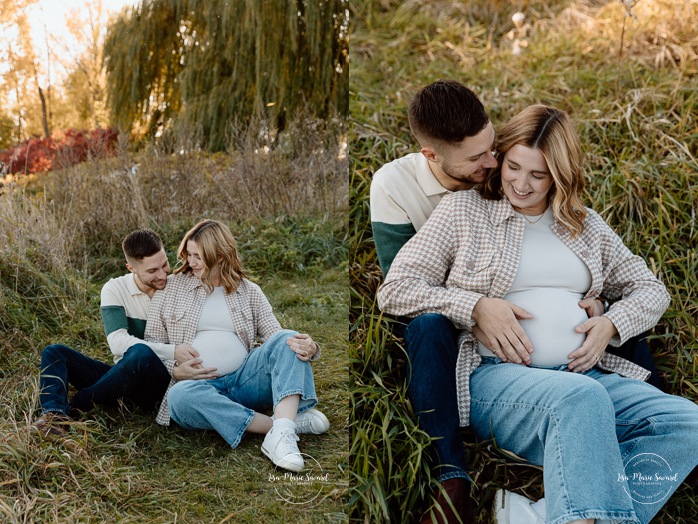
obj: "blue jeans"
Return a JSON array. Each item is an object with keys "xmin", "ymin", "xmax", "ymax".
[
  {"xmin": 470, "ymin": 358, "xmax": 698, "ymax": 524},
  {"xmin": 39, "ymin": 343, "xmax": 170, "ymax": 416},
  {"xmin": 404, "ymin": 314, "xmax": 468, "ymax": 482},
  {"xmin": 402, "ymin": 314, "xmax": 663, "ymax": 484},
  {"xmin": 609, "ymin": 334, "xmax": 664, "ymax": 390},
  {"xmin": 167, "ymin": 329, "xmax": 318, "ymax": 448}
]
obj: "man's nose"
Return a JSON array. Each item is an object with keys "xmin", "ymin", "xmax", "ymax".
[{"xmin": 484, "ymin": 152, "xmax": 498, "ymax": 168}]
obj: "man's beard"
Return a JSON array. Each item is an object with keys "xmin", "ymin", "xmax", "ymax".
[{"xmin": 441, "ymin": 162, "xmax": 486, "ymax": 185}]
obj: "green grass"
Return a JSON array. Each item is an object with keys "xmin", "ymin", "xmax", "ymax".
[
  {"xmin": 0, "ymin": 111, "xmax": 348, "ymax": 524},
  {"xmin": 349, "ymin": 0, "xmax": 698, "ymax": 522},
  {"xmin": 0, "ymin": 232, "xmax": 348, "ymax": 523}
]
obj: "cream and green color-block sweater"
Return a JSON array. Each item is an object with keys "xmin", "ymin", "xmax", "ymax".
[
  {"xmin": 100, "ymin": 273, "xmax": 176, "ymax": 363},
  {"xmin": 370, "ymin": 152, "xmax": 452, "ymax": 275}
]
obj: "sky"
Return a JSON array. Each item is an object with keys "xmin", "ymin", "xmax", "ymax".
[
  {"xmin": 1, "ymin": 0, "xmax": 139, "ymax": 85},
  {"xmin": 26, "ymin": 0, "xmax": 136, "ymax": 48}
]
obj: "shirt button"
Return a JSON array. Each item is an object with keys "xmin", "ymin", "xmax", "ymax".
[
  {"xmin": 582, "ymin": 250, "xmax": 590, "ymax": 258},
  {"xmin": 466, "ymin": 260, "xmax": 475, "ymax": 270}
]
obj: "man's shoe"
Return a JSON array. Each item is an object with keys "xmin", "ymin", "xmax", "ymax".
[
  {"xmin": 493, "ymin": 489, "xmax": 545, "ymax": 524},
  {"xmin": 32, "ymin": 412, "xmax": 71, "ymax": 438},
  {"xmin": 295, "ymin": 409, "xmax": 330, "ymax": 435},
  {"xmin": 420, "ymin": 478, "xmax": 472, "ymax": 524},
  {"xmin": 261, "ymin": 427, "xmax": 304, "ymax": 472}
]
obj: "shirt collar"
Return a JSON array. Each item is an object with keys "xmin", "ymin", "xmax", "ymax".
[
  {"xmin": 126, "ymin": 272, "xmax": 146, "ymax": 296},
  {"xmin": 487, "ymin": 196, "xmax": 517, "ymax": 225},
  {"xmin": 182, "ymin": 271, "xmax": 203, "ymax": 291},
  {"xmin": 415, "ymin": 154, "xmax": 452, "ymax": 197}
]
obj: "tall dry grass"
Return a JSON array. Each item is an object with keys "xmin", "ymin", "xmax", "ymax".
[
  {"xmin": 0, "ymin": 110, "xmax": 349, "ymax": 523},
  {"xmin": 31, "ymin": 111, "xmax": 348, "ymax": 261},
  {"xmin": 350, "ymin": 0, "xmax": 698, "ymax": 522}
]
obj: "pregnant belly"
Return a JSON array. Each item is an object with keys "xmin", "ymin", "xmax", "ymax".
[
  {"xmin": 478, "ymin": 289, "xmax": 588, "ymax": 367},
  {"xmin": 192, "ymin": 330, "xmax": 249, "ymax": 376}
]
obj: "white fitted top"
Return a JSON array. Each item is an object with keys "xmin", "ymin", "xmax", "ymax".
[
  {"xmin": 192, "ymin": 287, "xmax": 249, "ymax": 375},
  {"xmin": 477, "ymin": 208, "xmax": 592, "ymax": 366}
]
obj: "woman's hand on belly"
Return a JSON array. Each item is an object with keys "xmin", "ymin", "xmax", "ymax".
[
  {"xmin": 578, "ymin": 297, "xmax": 606, "ymax": 318},
  {"xmin": 567, "ymin": 316, "xmax": 619, "ymax": 372}
]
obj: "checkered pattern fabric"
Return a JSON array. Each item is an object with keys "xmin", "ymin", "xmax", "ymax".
[
  {"xmin": 147, "ymin": 272, "xmax": 282, "ymax": 425},
  {"xmin": 378, "ymin": 191, "xmax": 671, "ymax": 427}
]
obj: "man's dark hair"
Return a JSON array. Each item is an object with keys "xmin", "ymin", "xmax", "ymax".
[
  {"xmin": 122, "ymin": 229, "xmax": 164, "ymax": 262},
  {"xmin": 408, "ymin": 79, "xmax": 489, "ymax": 144}
]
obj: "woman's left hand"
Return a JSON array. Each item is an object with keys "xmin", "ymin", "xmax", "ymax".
[
  {"xmin": 578, "ymin": 297, "xmax": 605, "ymax": 318},
  {"xmin": 287, "ymin": 333, "xmax": 318, "ymax": 361},
  {"xmin": 567, "ymin": 316, "xmax": 618, "ymax": 372}
]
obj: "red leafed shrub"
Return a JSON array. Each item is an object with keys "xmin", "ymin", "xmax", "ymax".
[{"xmin": 0, "ymin": 127, "xmax": 118, "ymax": 176}]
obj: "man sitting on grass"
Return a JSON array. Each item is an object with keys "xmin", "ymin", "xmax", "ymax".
[{"xmin": 32, "ymin": 229, "xmax": 198, "ymax": 437}]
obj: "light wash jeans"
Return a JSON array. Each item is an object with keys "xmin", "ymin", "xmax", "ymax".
[
  {"xmin": 167, "ymin": 329, "xmax": 318, "ymax": 448},
  {"xmin": 470, "ymin": 357, "xmax": 698, "ymax": 524}
]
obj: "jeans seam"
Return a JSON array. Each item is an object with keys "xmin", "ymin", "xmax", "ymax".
[
  {"xmin": 274, "ymin": 389, "xmax": 317, "ymax": 411},
  {"xmin": 228, "ymin": 410, "xmax": 255, "ymax": 449},
  {"xmin": 549, "ymin": 511, "xmax": 639, "ymax": 524}
]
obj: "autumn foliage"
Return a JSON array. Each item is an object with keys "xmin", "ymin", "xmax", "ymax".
[{"xmin": 0, "ymin": 128, "xmax": 118, "ymax": 175}]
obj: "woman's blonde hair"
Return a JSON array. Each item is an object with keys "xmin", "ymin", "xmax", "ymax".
[
  {"xmin": 480, "ymin": 105, "xmax": 587, "ymax": 236},
  {"xmin": 174, "ymin": 219, "xmax": 248, "ymax": 293}
]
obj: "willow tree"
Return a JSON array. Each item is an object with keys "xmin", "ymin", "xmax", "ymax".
[
  {"xmin": 104, "ymin": 0, "xmax": 348, "ymax": 151},
  {"xmin": 103, "ymin": 1, "xmax": 183, "ymax": 140}
]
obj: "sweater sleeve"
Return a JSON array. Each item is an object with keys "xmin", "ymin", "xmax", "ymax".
[
  {"xmin": 371, "ymin": 221, "xmax": 417, "ymax": 277},
  {"xmin": 369, "ymin": 169, "xmax": 418, "ymax": 276},
  {"xmin": 377, "ymin": 195, "xmax": 485, "ymax": 328},
  {"xmin": 248, "ymin": 281, "xmax": 283, "ymax": 342},
  {"xmin": 142, "ymin": 289, "xmax": 177, "ymax": 360},
  {"xmin": 595, "ymin": 214, "xmax": 670, "ymax": 345},
  {"xmin": 101, "ymin": 283, "xmax": 175, "ymax": 361}
]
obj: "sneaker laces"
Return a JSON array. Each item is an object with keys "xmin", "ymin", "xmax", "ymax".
[
  {"xmin": 273, "ymin": 428, "xmax": 301, "ymax": 455},
  {"xmin": 294, "ymin": 414, "xmax": 315, "ymax": 434}
]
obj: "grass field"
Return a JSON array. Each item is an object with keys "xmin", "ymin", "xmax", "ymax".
[
  {"xmin": 349, "ymin": 0, "xmax": 698, "ymax": 522},
  {"xmin": 0, "ymin": 116, "xmax": 349, "ymax": 523}
]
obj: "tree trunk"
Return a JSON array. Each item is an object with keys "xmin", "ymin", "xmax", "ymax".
[{"xmin": 38, "ymin": 84, "xmax": 50, "ymax": 138}]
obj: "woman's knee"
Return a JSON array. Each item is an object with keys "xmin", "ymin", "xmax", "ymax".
[
  {"xmin": 265, "ymin": 329, "xmax": 299, "ymax": 346},
  {"xmin": 167, "ymin": 381, "xmax": 202, "ymax": 410},
  {"xmin": 556, "ymin": 376, "xmax": 614, "ymax": 418}
]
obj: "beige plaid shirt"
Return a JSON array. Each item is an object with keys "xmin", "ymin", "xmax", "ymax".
[
  {"xmin": 377, "ymin": 190, "xmax": 670, "ymax": 427},
  {"xmin": 147, "ymin": 272, "xmax": 282, "ymax": 425}
]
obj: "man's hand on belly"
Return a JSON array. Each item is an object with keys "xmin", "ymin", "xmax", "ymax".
[{"xmin": 567, "ymin": 316, "xmax": 619, "ymax": 372}]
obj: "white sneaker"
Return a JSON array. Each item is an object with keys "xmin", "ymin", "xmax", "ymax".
[
  {"xmin": 261, "ymin": 426, "xmax": 304, "ymax": 472},
  {"xmin": 295, "ymin": 409, "xmax": 330, "ymax": 434},
  {"xmin": 493, "ymin": 489, "xmax": 545, "ymax": 524}
]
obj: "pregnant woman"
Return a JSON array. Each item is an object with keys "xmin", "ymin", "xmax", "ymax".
[
  {"xmin": 378, "ymin": 105, "xmax": 698, "ymax": 524},
  {"xmin": 146, "ymin": 219, "xmax": 329, "ymax": 472}
]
